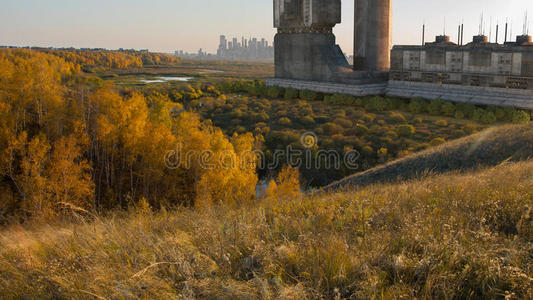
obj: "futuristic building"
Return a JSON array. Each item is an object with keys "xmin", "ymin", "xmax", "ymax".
[
  {"xmin": 390, "ymin": 35, "xmax": 533, "ymax": 89},
  {"xmin": 267, "ymin": 0, "xmax": 533, "ymax": 109}
]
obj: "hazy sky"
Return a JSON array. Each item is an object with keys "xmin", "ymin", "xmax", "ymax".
[{"xmin": 1, "ymin": 0, "xmax": 532, "ymax": 54}]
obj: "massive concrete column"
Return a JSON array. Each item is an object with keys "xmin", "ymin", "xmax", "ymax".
[
  {"xmin": 354, "ymin": 0, "xmax": 392, "ymax": 72},
  {"xmin": 273, "ymin": 0, "xmax": 350, "ymax": 82}
]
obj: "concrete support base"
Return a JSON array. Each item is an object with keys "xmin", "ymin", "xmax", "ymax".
[
  {"xmin": 267, "ymin": 78, "xmax": 533, "ymax": 110},
  {"xmin": 266, "ymin": 78, "xmax": 387, "ymax": 96},
  {"xmin": 274, "ymin": 33, "xmax": 351, "ymax": 82},
  {"xmin": 386, "ymin": 81, "xmax": 533, "ymax": 110}
]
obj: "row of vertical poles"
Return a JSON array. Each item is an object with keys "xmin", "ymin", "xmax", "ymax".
[
  {"xmin": 457, "ymin": 24, "xmax": 464, "ymax": 45},
  {"xmin": 424, "ymin": 20, "xmax": 521, "ymax": 46}
]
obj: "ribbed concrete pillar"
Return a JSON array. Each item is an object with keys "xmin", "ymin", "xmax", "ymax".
[{"xmin": 354, "ymin": 0, "xmax": 392, "ymax": 72}]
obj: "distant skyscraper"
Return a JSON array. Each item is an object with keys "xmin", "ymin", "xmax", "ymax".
[{"xmin": 219, "ymin": 35, "xmax": 227, "ymax": 49}]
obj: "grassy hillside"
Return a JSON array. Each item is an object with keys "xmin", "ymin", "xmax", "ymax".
[
  {"xmin": 1, "ymin": 161, "xmax": 533, "ymax": 299},
  {"xmin": 328, "ymin": 123, "xmax": 533, "ymax": 190}
]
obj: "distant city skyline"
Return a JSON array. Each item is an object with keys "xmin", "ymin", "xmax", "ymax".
[
  {"xmin": 1, "ymin": 0, "xmax": 532, "ymax": 54},
  {"xmin": 175, "ymin": 35, "xmax": 274, "ymax": 61}
]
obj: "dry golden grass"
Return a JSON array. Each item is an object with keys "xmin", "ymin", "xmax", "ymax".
[{"xmin": 1, "ymin": 161, "xmax": 533, "ymax": 299}]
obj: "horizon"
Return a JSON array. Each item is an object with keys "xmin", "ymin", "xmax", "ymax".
[{"xmin": 1, "ymin": 0, "xmax": 532, "ymax": 54}]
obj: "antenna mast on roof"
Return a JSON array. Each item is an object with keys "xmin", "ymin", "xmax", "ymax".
[
  {"xmin": 422, "ymin": 21, "xmax": 426, "ymax": 45},
  {"xmin": 496, "ymin": 20, "xmax": 499, "ymax": 44},
  {"xmin": 489, "ymin": 17, "xmax": 493, "ymax": 42},
  {"xmin": 505, "ymin": 18, "xmax": 508, "ymax": 43},
  {"xmin": 479, "ymin": 14, "xmax": 482, "ymax": 35},
  {"xmin": 525, "ymin": 11, "xmax": 529, "ymax": 35}
]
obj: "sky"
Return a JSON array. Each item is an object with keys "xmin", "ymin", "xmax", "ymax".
[{"xmin": 0, "ymin": 0, "xmax": 532, "ymax": 54}]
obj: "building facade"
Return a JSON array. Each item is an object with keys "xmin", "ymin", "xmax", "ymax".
[{"xmin": 391, "ymin": 35, "xmax": 533, "ymax": 90}]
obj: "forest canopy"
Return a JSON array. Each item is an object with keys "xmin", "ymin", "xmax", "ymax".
[{"xmin": 0, "ymin": 49, "xmax": 255, "ymax": 221}]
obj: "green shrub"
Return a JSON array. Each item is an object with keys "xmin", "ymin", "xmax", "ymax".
[
  {"xmin": 323, "ymin": 94, "xmax": 336, "ymax": 104},
  {"xmin": 463, "ymin": 124, "xmax": 478, "ymax": 134},
  {"xmin": 299, "ymin": 115, "xmax": 315, "ymax": 125},
  {"xmin": 434, "ymin": 119, "xmax": 448, "ymax": 127},
  {"xmin": 389, "ymin": 112, "xmax": 407, "ymax": 123},
  {"xmin": 480, "ymin": 111, "xmax": 497, "ymax": 124},
  {"xmin": 388, "ymin": 98, "xmax": 407, "ymax": 110},
  {"xmin": 230, "ymin": 109, "xmax": 243, "ymax": 119},
  {"xmin": 365, "ymin": 96, "xmax": 390, "ymax": 112},
  {"xmin": 408, "ymin": 98, "xmax": 428, "ymax": 114},
  {"xmin": 472, "ymin": 108, "xmax": 486, "ymax": 122},
  {"xmin": 379, "ymin": 136, "xmax": 394, "ymax": 145},
  {"xmin": 512, "ymin": 110, "xmax": 531, "ymax": 124},
  {"xmin": 385, "ymin": 130, "xmax": 399, "ymax": 139},
  {"xmin": 278, "ymin": 117, "xmax": 292, "ymax": 126},
  {"xmin": 452, "ymin": 129, "xmax": 466, "ymax": 138},
  {"xmin": 454, "ymin": 110, "xmax": 465, "ymax": 119},
  {"xmin": 456, "ymin": 103, "xmax": 477, "ymax": 119},
  {"xmin": 377, "ymin": 147, "xmax": 388, "ymax": 162},
  {"xmin": 441, "ymin": 102, "xmax": 456, "ymax": 116},
  {"xmin": 503, "ymin": 107, "xmax": 517, "ymax": 121},
  {"xmin": 369, "ymin": 124, "xmax": 385, "ymax": 135},
  {"xmin": 299, "ymin": 90, "xmax": 319, "ymax": 101},
  {"xmin": 333, "ymin": 118, "xmax": 353, "ymax": 128},
  {"xmin": 332, "ymin": 109, "xmax": 346, "ymax": 118},
  {"xmin": 275, "ymin": 110, "xmax": 288, "ymax": 118},
  {"xmin": 397, "ymin": 124, "xmax": 416, "ymax": 137},
  {"xmin": 415, "ymin": 143, "xmax": 431, "ymax": 151},
  {"xmin": 321, "ymin": 122, "xmax": 343, "ymax": 135},
  {"xmin": 428, "ymin": 99, "xmax": 444, "ymax": 115},
  {"xmin": 350, "ymin": 97, "xmax": 364, "ymax": 106},
  {"xmin": 324, "ymin": 93, "xmax": 356, "ymax": 106},
  {"xmin": 361, "ymin": 145, "xmax": 374, "ymax": 156},
  {"xmin": 354, "ymin": 124, "xmax": 369, "ymax": 136},
  {"xmin": 361, "ymin": 113, "xmax": 376, "ymax": 123},
  {"xmin": 430, "ymin": 137, "xmax": 446, "ymax": 146},
  {"xmin": 284, "ymin": 88, "xmax": 299, "ymax": 100},
  {"xmin": 266, "ymin": 86, "xmax": 283, "ymax": 98},
  {"xmin": 488, "ymin": 106, "xmax": 505, "ymax": 121}
]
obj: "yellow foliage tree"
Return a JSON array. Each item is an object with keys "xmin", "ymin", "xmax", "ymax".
[
  {"xmin": 266, "ymin": 166, "xmax": 302, "ymax": 203},
  {"xmin": 173, "ymin": 112, "xmax": 258, "ymax": 207},
  {"xmin": 47, "ymin": 134, "xmax": 94, "ymax": 215}
]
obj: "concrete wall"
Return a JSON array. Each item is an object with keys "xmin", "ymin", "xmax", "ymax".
[
  {"xmin": 266, "ymin": 77, "xmax": 533, "ymax": 110},
  {"xmin": 266, "ymin": 78, "xmax": 387, "ymax": 96},
  {"xmin": 387, "ymin": 80, "xmax": 533, "ymax": 110}
]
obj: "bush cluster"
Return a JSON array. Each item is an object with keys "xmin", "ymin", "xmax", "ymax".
[
  {"xmin": 215, "ymin": 80, "xmax": 532, "ymax": 125},
  {"xmin": 198, "ymin": 94, "xmax": 487, "ymax": 186}
]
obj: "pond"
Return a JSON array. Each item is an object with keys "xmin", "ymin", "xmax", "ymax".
[{"xmin": 139, "ymin": 76, "xmax": 193, "ymax": 84}]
